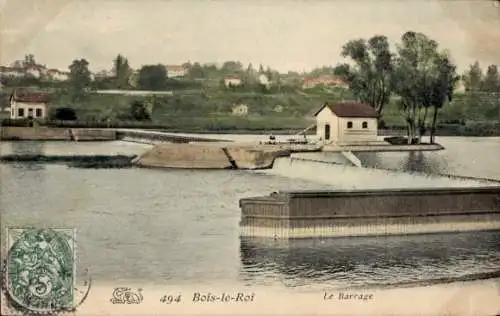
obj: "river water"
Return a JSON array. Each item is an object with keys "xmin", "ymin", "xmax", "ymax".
[{"xmin": 0, "ymin": 136, "xmax": 499, "ymax": 290}]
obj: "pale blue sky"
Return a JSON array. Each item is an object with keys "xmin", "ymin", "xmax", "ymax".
[{"xmin": 1, "ymin": 0, "xmax": 498, "ymax": 73}]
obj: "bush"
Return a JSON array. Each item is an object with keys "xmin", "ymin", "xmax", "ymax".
[
  {"xmin": 1, "ymin": 118, "xmax": 34, "ymax": 127},
  {"xmin": 53, "ymin": 107, "xmax": 77, "ymax": 121}
]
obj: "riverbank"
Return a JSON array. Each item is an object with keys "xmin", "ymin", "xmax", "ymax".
[
  {"xmin": 0, "ymin": 126, "xmax": 118, "ymax": 141},
  {"xmin": 2, "ymin": 118, "xmax": 500, "ymax": 136}
]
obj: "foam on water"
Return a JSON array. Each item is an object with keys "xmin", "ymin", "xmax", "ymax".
[{"xmin": 258, "ymin": 155, "xmax": 498, "ymax": 189}]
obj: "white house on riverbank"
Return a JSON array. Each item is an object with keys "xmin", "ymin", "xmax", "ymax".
[
  {"xmin": 9, "ymin": 89, "xmax": 52, "ymax": 119},
  {"xmin": 314, "ymin": 101, "xmax": 378, "ymax": 145}
]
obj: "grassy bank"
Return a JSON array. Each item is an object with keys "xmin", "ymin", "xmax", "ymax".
[
  {"xmin": 2, "ymin": 85, "xmax": 500, "ymax": 136},
  {"xmin": 3, "ymin": 117, "xmax": 499, "ymax": 136}
]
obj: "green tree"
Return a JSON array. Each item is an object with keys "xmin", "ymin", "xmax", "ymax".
[
  {"xmin": 258, "ymin": 64, "xmax": 265, "ymax": 74},
  {"xmin": 137, "ymin": 65, "xmax": 167, "ymax": 91},
  {"xmin": 482, "ymin": 64, "xmax": 500, "ymax": 92},
  {"xmin": 334, "ymin": 35, "xmax": 394, "ymax": 120},
  {"xmin": 201, "ymin": 64, "xmax": 219, "ymax": 79},
  {"xmin": 53, "ymin": 107, "xmax": 77, "ymax": 121},
  {"xmin": 188, "ymin": 62, "xmax": 205, "ymax": 79},
  {"xmin": 393, "ymin": 32, "xmax": 438, "ymax": 143},
  {"xmin": 221, "ymin": 61, "xmax": 243, "ymax": 74},
  {"xmin": 462, "ymin": 61, "xmax": 483, "ymax": 92},
  {"xmin": 428, "ymin": 54, "xmax": 459, "ymax": 144},
  {"xmin": 12, "ymin": 60, "xmax": 23, "ymax": 69},
  {"xmin": 393, "ymin": 31, "xmax": 458, "ymax": 143},
  {"xmin": 68, "ymin": 59, "xmax": 92, "ymax": 103},
  {"xmin": 112, "ymin": 54, "xmax": 132, "ymax": 89},
  {"xmin": 246, "ymin": 63, "xmax": 255, "ymax": 75},
  {"xmin": 310, "ymin": 66, "xmax": 335, "ymax": 77},
  {"xmin": 182, "ymin": 61, "xmax": 192, "ymax": 71},
  {"xmin": 128, "ymin": 100, "xmax": 151, "ymax": 121}
]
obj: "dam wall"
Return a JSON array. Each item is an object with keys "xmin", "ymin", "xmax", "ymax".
[
  {"xmin": 70, "ymin": 128, "xmax": 117, "ymax": 141},
  {"xmin": 239, "ymin": 187, "xmax": 500, "ymax": 238},
  {"xmin": 262, "ymin": 156, "xmax": 500, "ymax": 189},
  {"xmin": 225, "ymin": 146, "xmax": 290, "ymax": 169},
  {"xmin": 133, "ymin": 143, "xmax": 292, "ymax": 170},
  {"xmin": 133, "ymin": 143, "xmax": 234, "ymax": 169},
  {"xmin": 0, "ymin": 127, "xmax": 117, "ymax": 141}
]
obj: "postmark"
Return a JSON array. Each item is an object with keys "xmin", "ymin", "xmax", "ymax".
[{"xmin": 2, "ymin": 227, "xmax": 91, "ymax": 315}]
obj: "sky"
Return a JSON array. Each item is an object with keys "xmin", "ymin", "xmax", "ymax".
[{"xmin": 1, "ymin": 0, "xmax": 499, "ymax": 73}]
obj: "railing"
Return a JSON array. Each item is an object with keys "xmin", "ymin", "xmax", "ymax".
[{"xmin": 294, "ymin": 123, "xmax": 316, "ymax": 136}]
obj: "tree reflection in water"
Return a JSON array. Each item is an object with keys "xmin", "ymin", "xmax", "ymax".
[{"xmin": 356, "ymin": 151, "xmax": 449, "ymax": 176}]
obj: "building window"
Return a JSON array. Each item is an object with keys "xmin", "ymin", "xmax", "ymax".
[
  {"xmin": 347, "ymin": 121, "xmax": 353, "ymax": 129},
  {"xmin": 362, "ymin": 121, "xmax": 368, "ymax": 128},
  {"xmin": 18, "ymin": 108, "xmax": 25, "ymax": 117},
  {"xmin": 28, "ymin": 108, "xmax": 34, "ymax": 118},
  {"xmin": 36, "ymin": 109, "xmax": 43, "ymax": 117}
]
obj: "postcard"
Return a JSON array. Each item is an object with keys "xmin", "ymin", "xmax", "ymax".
[{"xmin": 1, "ymin": 0, "xmax": 499, "ymax": 315}]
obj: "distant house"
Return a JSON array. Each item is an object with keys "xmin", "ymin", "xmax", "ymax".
[
  {"xmin": 25, "ymin": 67, "xmax": 41, "ymax": 78},
  {"xmin": 0, "ymin": 66, "xmax": 24, "ymax": 78},
  {"xmin": 272, "ymin": 104, "xmax": 283, "ymax": 113},
  {"xmin": 9, "ymin": 89, "xmax": 52, "ymax": 119},
  {"xmin": 166, "ymin": 65, "xmax": 187, "ymax": 78},
  {"xmin": 128, "ymin": 70, "xmax": 139, "ymax": 87},
  {"xmin": 224, "ymin": 76, "xmax": 242, "ymax": 87},
  {"xmin": 47, "ymin": 69, "xmax": 70, "ymax": 81},
  {"xmin": 258, "ymin": 74, "xmax": 270, "ymax": 87},
  {"xmin": 302, "ymin": 75, "xmax": 348, "ymax": 89},
  {"xmin": 231, "ymin": 103, "xmax": 248, "ymax": 116},
  {"xmin": 314, "ymin": 101, "xmax": 378, "ymax": 145}
]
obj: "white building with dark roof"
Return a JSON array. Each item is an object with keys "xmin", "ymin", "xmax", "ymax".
[
  {"xmin": 314, "ymin": 101, "xmax": 378, "ymax": 145},
  {"xmin": 9, "ymin": 89, "xmax": 52, "ymax": 119}
]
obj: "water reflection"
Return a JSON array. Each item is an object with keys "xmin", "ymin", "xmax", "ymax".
[
  {"xmin": 356, "ymin": 151, "xmax": 449, "ymax": 175},
  {"xmin": 2, "ymin": 141, "xmax": 46, "ymax": 155},
  {"xmin": 401, "ymin": 151, "xmax": 445, "ymax": 174},
  {"xmin": 8, "ymin": 162, "xmax": 46, "ymax": 171},
  {"xmin": 1, "ymin": 142, "xmax": 47, "ymax": 170},
  {"xmin": 239, "ymin": 232, "xmax": 500, "ymax": 288}
]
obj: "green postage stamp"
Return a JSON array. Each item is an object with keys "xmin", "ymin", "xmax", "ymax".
[{"xmin": 3, "ymin": 227, "xmax": 76, "ymax": 314}]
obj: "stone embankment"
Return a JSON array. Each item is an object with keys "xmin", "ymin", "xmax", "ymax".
[
  {"xmin": 70, "ymin": 128, "xmax": 117, "ymax": 141},
  {"xmin": 133, "ymin": 142, "xmax": 296, "ymax": 170}
]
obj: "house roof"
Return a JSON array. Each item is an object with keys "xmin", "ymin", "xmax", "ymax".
[
  {"xmin": 166, "ymin": 65, "xmax": 186, "ymax": 71},
  {"xmin": 313, "ymin": 101, "xmax": 378, "ymax": 118},
  {"xmin": 47, "ymin": 68, "xmax": 69, "ymax": 74},
  {"xmin": 10, "ymin": 89, "xmax": 52, "ymax": 103},
  {"xmin": 0, "ymin": 66, "xmax": 24, "ymax": 72}
]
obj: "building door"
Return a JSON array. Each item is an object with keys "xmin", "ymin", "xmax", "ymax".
[{"xmin": 324, "ymin": 124, "xmax": 330, "ymax": 140}]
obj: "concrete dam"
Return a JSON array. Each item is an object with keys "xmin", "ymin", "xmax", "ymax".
[{"xmin": 2, "ymin": 126, "xmax": 499, "ymax": 239}]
